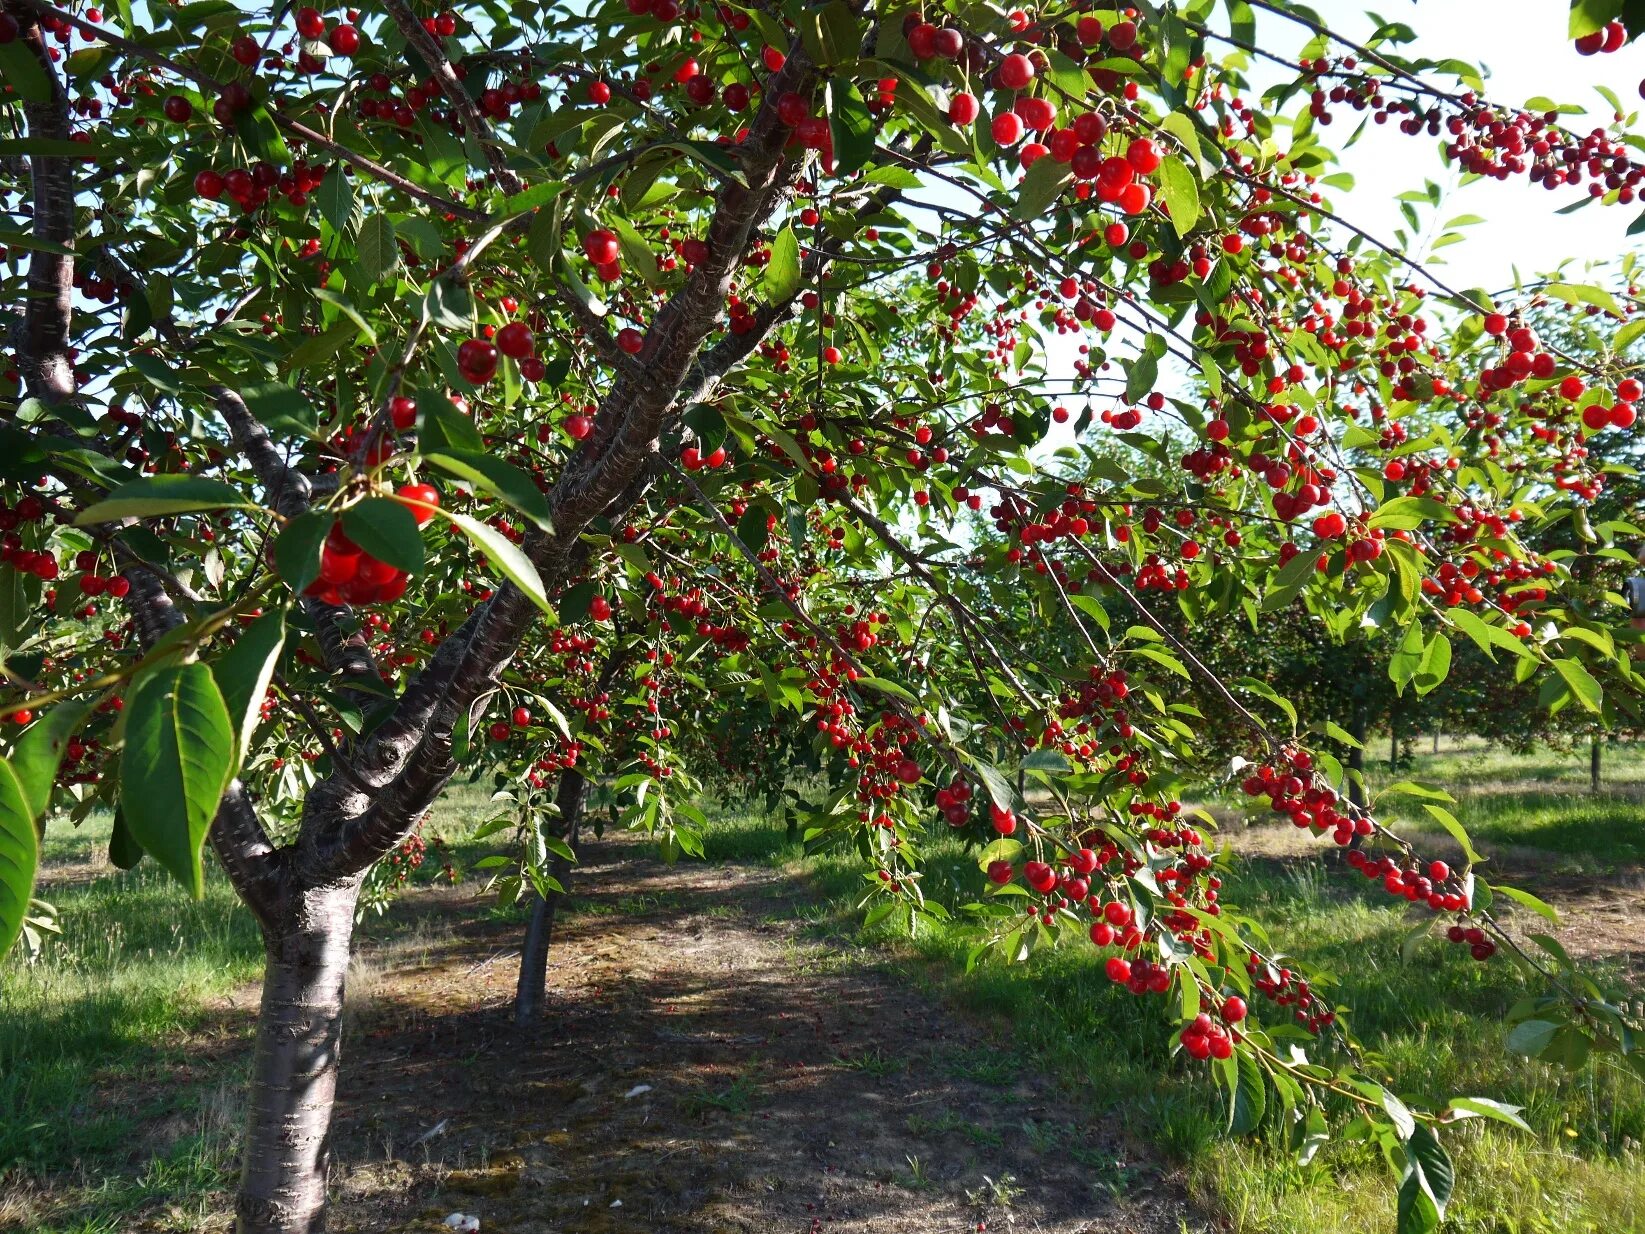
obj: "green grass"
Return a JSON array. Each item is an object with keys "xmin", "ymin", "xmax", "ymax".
[
  {"xmin": 699, "ymin": 777, "xmax": 1645, "ymax": 1234},
  {"xmin": 1363, "ymin": 738, "xmax": 1645, "ymax": 868}
]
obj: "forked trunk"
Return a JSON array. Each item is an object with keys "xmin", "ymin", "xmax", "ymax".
[
  {"xmin": 236, "ymin": 881, "xmax": 361, "ymax": 1234},
  {"xmin": 514, "ymin": 768, "xmax": 586, "ymax": 1025}
]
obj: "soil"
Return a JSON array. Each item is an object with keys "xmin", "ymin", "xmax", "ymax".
[{"xmin": 317, "ymin": 835, "xmax": 1199, "ymax": 1234}]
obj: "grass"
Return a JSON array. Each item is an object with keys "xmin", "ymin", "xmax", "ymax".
[
  {"xmin": 1362, "ymin": 737, "xmax": 1645, "ymax": 869},
  {"xmin": 5, "ymin": 749, "xmax": 1642, "ymax": 1233},
  {"xmin": 699, "ymin": 756, "xmax": 1645, "ymax": 1234}
]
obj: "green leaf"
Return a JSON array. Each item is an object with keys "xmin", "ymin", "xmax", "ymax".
[
  {"xmin": 1414, "ymin": 631, "xmax": 1451, "ymax": 695},
  {"xmin": 213, "ymin": 609, "xmax": 286, "ymax": 766},
  {"xmin": 1263, "ymin": 547, "xmax": 1319, "ymax": 612},
  {"xmin": 764, "ymin": 225, "xmax": 803, "ymax": 303},
  {"xmin": 240, "ymin": 381, "xmax": 317, "ymax": 438},
  {"xmin": 120, "ymin": 662, "xmax": 236, "ymax": 899},
  {"xmin": 977, "ymin": 838, "xmax": 1023, "ymax": 871},
  {"xmin": 1488, "ymin": 881, "xmax": 1561, "ymax": 925},
  {"xmin": 76, "ymin": 475, "xmax": 250, "ymax": 524},
  {"xmin": 1389, "ymin": 622, "xmax": 1426, "ymax": 694},
  {"xmin": 0, "ymin": 760, "xmax": 41, "ymax": 956},
  {"xmin": 606, "ymin": 216, "xmax": 662, "ymax": 287},
  {"xmin": 317, "ymin": 165, "xmax": 356, "ymax": 238},
  {"xmin": 1545, "ymin": 281, "xmax": 1623, "ymax": 316},
  {"xmin": 826, "ymin": 79, "xmax": 877, "ymax": 176},
  {"xmin": 1369, "ymin": 495, "xmax": 1453, "ymax": 531},
  {"xmin": 1157, "ymin": 155, "xmax": 1201, "ymax": 237},
  {"xmin": 436, "ymin": 508, "xmax": 555, "ymax": 620},
  {"xmin": 1506, "ymin": 1018, "xmax": 1559, "ymax": 1056},
  {"xmin": 800, "ymin": 0, "xmax": 860, "ymax": 65},
  {"xmin": 416, "ymin": 385, "xmax": 485, "ymax": 452},
  {"xmin": 108, "ymin": 807, "xmax": 144, "ymax": 870},
  {"xmin": 1013, "ymin": 157, "xmax": 1072, "ymax": 221},
  {"xmin": 424, "ymin": 451, "xmax": 553, "ymax": 530},
  {"xmin": 1552, "ymin": 657, "xmax": 1602, "ymax": 713},
  {"xmin": 274, "ymin": 510, "xmax": 330, "ymax": 594},
  {"xmin": 9, "ymin": 703, "xmax": 89, "ymax": 820},
  {"xmin": 1447, "ymin": 1097, "xmax": 1532, "ymax": 1132},
  {"xmin": 1228, "ymin": 1050, "xmax": 1265, "ymax": 1133},
  {"xmin": 342, "ymin": 497, "xmax": 425, "ymax": 573},
  {"xmin": 1448, "ymin": 607, "xmax": 1533, "ymax": 662},
  {"xmin": 1422, "ymin": 803, "xmax": 1482, "ymax": 865},
  {"xmin": 356, "ymin": 212, "xmax": 399, "ymax": 284},
  {"xmin": 0, "ymin": 39, "xmax": 53, "ymax": 104},
  {"xmin": 1405, "ymin": 1124, "xmax": 1455, "ymax": 1218},
  {"xmin": 854, "ymin": 675, "xmax": 919, "ymax": 704},
  {"xmin": 233, "ymin": 101, "xmax": 291, "ymax": 167},
  {"xmin": 1570, "ymin": 0, "xmax": 1623, "ymax": 38}
]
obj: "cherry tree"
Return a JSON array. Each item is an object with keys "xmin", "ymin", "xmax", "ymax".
[{"xmin": 1, "ymin": 0, "xmax": 1643, "ymax": 1231}]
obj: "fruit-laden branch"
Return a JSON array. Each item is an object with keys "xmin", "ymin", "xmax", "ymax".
[
  {"xmin": 16, "ymin": 0, "xmax": 489, "ymax": 223},
  {"xmin": 214, "ymin": 387, "xmax": 381, "ymax": 691},
  {"xmin": 379, "ymin": 0, "xmax": 522, "ymax": 195},
  {"xmin": 302, "ymin": 44, "xmax": 819, "ymax": 882},
  {"xmin": 3, "ymin": 0, "xmax": 75, "ymax": 407}
]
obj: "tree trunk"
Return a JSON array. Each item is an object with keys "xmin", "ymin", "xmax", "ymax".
[
  {"xmin": 1346, "ymin": 703, "xmax": 1367, "ymax": 811},
  {"xmin": 1432, "ymin": 729, "xmax": 1440, "ymax": 755},
  {"xmin": 514, "ymin": 767, "xmax": 586, "ymax": 1025},
  {"xmin": 1388, "ymin": 717, "xmax": 1398, "ymax": 773},
  {"xmin": 1591, "ymin": 736, "xmax": 1602, "ymax": 793},
  {"xmin": 237, "ymin": 881, "xmax": 361, "ymax": 1234}
]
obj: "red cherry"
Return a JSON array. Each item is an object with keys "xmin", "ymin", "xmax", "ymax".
[
  {"xmin": 1222, "ymin": 996, "xmax": 1247, "ymax": 1023},
  {"xmin": 589, "ymin": 595, "xmax": 613, "ymax": 621},
  {"xmin": 617, "ymin": 327, "xmax": 644, "ymax": 354},
  {"xmin": 949, "ymin": 92, "xmax": 979, "ymax": 126},
  {"xmin": 327, "ymin": 23, "xmax": 360, "ymax": 54},
  {"xmin": 163, "ymin": 95, "xmax": 193, "ymax": 123},
  {"xmin": 295, "ymin": 6, "xmax": 325, "ymax": 38},
  {"xmin": 389, "ymin": 395, "xmax": 417, "ymax": 429},
  {"xmin": 582, "ymin": 228, "xmax": 621, "ymax": 265},
  {"xmin": 496, "ymin": 320, "xmax": 534, "ymax": 359},
  {"xmin": 456, "ymin": 338, "xmax": 498, "ymax": 381},
  {"xmin": 997, "ymin": 52, "xmax": 1034, "ymax": 90},
  {"xmin": 194, "ymin": 169, "xmax": 225, "ymax": 199},
  {"xmin": 512, "ymin": 706, "xmax": 532, "ymax": 727},
  {"xmin": 395, "ymin": 483, "xmax": 440, "ymax": 524},
  {"xmin": 565, "ymin": 414, "xmax": 593, "ymax": 440}
]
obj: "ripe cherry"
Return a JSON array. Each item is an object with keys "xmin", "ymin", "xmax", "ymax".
[
  {"xmin": 395, "ymin": 483, "xmax": 440, "ymax": 524},
  {"xmin": 589, "ymin": 594, "xmax": 613, "ymax": 621},
  {"xmin": 496, "ymin": 321, "xmax": 534, "ymax": 359},
  {"xmin": 997, "ymin": 52, "xmax": 1034, "ymax": 90},
  {"xmin": 582, "ymin": 228, "xmax": 621, "ymax": 265},
  {"xmin": 163, "ymin": 95, "xmax": 193, "ymax": 123}
]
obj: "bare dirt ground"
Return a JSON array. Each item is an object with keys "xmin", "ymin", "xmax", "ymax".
[{"xmin": 313, "ymin": 836, "xmax": 1200, "ymax": 1234}]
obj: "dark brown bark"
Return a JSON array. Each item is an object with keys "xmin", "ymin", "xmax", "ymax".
[
  {"xmin": 237, "ymin": 881, "xmax": 361, "ymax": 1234},
  {"xmin": 513, "ymin": 767, "xmax": 587, "ymax": 1025},
  {"xmin": 1591, "ymin": 735, "xmax": 1602, "ymax": 793}
]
